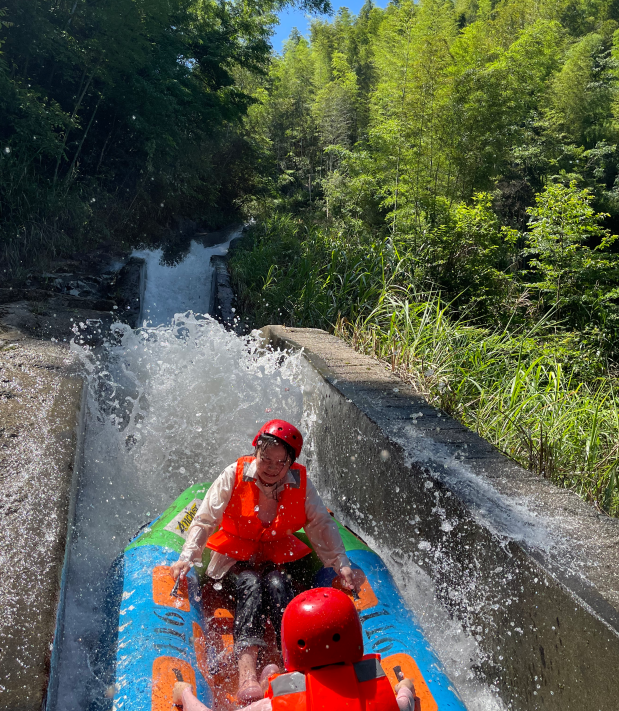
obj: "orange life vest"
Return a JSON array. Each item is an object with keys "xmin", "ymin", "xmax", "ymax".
[
  {"xmin": 267, "ymin": 655, "xmax": 400, "ymax": 711},
  {"xmin": 206, "ymin": 456, "xmax": 311, "ymax": 565}
]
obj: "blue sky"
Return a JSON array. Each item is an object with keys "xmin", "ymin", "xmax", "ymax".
[{"xmin": 270, "ymin": 0, "xmax": 385, "ymax": 54}]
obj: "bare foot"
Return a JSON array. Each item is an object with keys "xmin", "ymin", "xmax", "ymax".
[{"xmin": 237, "ymin": 646, "xmax": 262, "ymax": 704}]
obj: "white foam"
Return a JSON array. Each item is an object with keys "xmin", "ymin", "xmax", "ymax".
[{"xmin": 52, "ymin": 241, "xmax": 306, "ymax": 710}]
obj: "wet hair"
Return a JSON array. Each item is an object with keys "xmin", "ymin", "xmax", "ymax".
[{"xmin": 254, "ymin": 432, "xmax": 296, "ymax": 463}]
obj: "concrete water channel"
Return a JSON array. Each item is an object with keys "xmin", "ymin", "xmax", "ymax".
[{"xmin": 3, "ymin": 229, "xmax": 618, "ymax": 711}]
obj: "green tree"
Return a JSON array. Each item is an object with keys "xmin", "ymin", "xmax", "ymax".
[
  {"xmin": 524, "ymin": 182, "xmax": 619, "ymax": 340},
  {"xmin": 312, "ymin": 51, "xmax": 359, "ymax": 159},
  {"xmin": 263, "ymin": 33, "xmax": 318, "ymax": 201},
  {"xmin": 370, "ymin": 0, "xmax": 457, "ymax": 234},
  {"xmin": 549, "ymin": 33, "xmax": 615, "ymax": 146},
  {"xmin": 0, "ymin": 0, "xmax": 332, "ymax": 274}
]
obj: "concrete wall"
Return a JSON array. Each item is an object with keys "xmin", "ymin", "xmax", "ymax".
[
  {"xmin": 0, "ymin": 251, "xmax": 146, "ymax": 710},
  {"xmin": 208, "ymin": 228, "xmax": 245, "ymax": 331},
  {"xmin": 259, "ymin": 326, "xmax": 619, "ymax": 711},
  {"xmin": 208, "ymin": 255, "xmax": 236, "ymax": 329},
  {"xmin": 0, "ymin": 331, "xmax": 85, "ymax": 711}
]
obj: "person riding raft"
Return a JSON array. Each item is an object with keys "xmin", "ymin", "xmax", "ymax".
[
  {"xmin": 173, "ymin": 587, "xmax": 421, "ymax": 711},
  {"xmin": 170, "ymin": 420, "xmax": 360, "ymax": 705}
]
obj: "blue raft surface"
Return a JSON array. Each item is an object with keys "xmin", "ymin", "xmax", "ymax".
[{"xmin": 109, "ymin": 487, "xmax": 467, "ymax": 711}]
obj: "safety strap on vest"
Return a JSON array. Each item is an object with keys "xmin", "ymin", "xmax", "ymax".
[
  {"xmin": 353, "ymin": 657, "xmax": 386, "ymax": 683},
  {"xmin": 271, "ymin": 672, "xmax": 306, "ymax": 697},
  {"xmin": 272, "ymin": 659, "xmax": 385, "ymax": 696}
]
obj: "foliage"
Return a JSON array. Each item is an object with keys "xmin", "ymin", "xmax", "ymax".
[
  {"xmin": 0, "ymin": 0, "xmax": 329, "ymax": 277},
  {"xmin": 250, "ymin": 0, "xmax": 619, "ymax": 238},
  {"xmin": 230, "ymin": 213, "xmax": 397, "ymax": 326},
  {"xmin": 230, "ymin": 0, "xmax": 619, "ymax": 517},
  {"xmin": 341, "ymin": 292, "xmax": 619, "ymax": 517},
  {"xmin": 229, "ymin": 212, "xmax": 619, "ymax": 516},
  {"xmin": 523, "ymin": 182, "xmax": 619, "ymax": 347}
]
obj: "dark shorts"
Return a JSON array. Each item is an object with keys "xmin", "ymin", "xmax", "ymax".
[{"xmin": 224, "ymin": 561, "xmax": 295, "ymax": 655}]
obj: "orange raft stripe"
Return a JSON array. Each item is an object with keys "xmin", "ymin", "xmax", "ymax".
[
  {"xmin": 382, "ymin": 653, "xmax": 438, "ymax": 711},
  {"xmin": 213, "ymin": 608, "xmax": 234, "ymax": 619},
  {"xmin": 152, "ymin": 656, "xmax": 196, "ymax": 711},
  {"xmin": 152, "ymin": 566, "xmax": 190, "ymax": 612}
]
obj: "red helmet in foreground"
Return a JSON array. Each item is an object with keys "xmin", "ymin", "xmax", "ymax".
[
  {"xmin": 252, "ymin": 419, "xmax": 303, "ymax": 459},
  {"xmin": 281, "ymin": 588, "xmax": 363, "ymax": 672}
]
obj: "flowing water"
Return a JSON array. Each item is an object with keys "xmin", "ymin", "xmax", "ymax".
[{"xmin": 49, "ymin": 233, "xmax": 505, "ymax": 711}]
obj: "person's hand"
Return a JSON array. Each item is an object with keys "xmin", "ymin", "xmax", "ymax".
[
  {"xmin": 395, "ymin": 678, "xmax": 414, "ymax": 694},
  {"xmin": 338, "ymin": 565, "xmax": 359, "ymax": 592},
  {"xmin": 395, "ymin": 678, "xmax": 421, "ymax": 711},
  {"xmin": 173, "ymin": 681, "xmax": 193, "ymax": 705},
  {"xmin": 170, "ymin": 559, "xmax": 192, "ymax": 581}
]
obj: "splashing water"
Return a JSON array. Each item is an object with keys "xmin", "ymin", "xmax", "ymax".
[
  {"xmin": 50, "ymin": 238, "xmax": 504, "ymax": 710},
  {"xmin": 50, "ymin": 238, "xmax": 306, "ymax": 710},
  {"xmin": 356, "ymin": 527, "xmax": 506, "ymax": 711}
]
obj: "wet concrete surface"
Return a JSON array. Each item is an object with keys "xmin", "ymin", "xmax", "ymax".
[
  {"xmin": 0, "ymin": 255, "xmax": 142, "ymax": 709},
  {"xmin": 208, "ymin": 227, "xmax": 246, "ymax": 332},
  {"xmin": 209, "ymin": 256, "xmax": 238, "ymax": 330},
  {"xmin": 259, "ymin": 325, "xmax": 619, "ymax": 711},
  {"xmin": 0, "ymin": 331, "xmax": 84, "ymax": 710}
]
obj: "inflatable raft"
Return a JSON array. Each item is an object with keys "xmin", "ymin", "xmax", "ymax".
[{"xmin": 103, "ymin": 483, "xmax": 467, "ymax": 711}]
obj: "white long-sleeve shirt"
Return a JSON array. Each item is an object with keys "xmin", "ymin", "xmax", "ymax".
[{"xmin": 179, "ymin": 459, "xmax": 351, "ymax": 579}]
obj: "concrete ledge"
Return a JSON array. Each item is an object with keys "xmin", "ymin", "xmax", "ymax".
[
  {"xmin": 259, "ymin": 325, "xmax": 619, "ymax": 711},
  {"xmin": 112, "ymin": 257, "xmax": 146, "ymax": 329},
  {"xmin": 0, "ymin": 335, "xmax": 84, "ymax": 710},
  {"xmin": 208, "ymin": 255, "xmax": 236, "ymax": 329}
]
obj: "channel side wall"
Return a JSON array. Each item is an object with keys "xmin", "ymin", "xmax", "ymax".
[
  {"xmin": 259, "ymin": 325, "xmax": 619, "ymax": 711},
  {"xmin": 0, "ymin": 254, "xmax": 146, "ymax": 710},
  {"xmin": 209, "ymin": 255, "xmax": 236, "ymax": 328},
  {"xmin": 0, "ymin": 333, "xmax": 85, "ymax": 711}
]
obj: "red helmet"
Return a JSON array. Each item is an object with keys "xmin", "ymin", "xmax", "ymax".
[
  {"xmin": 252, "ymin": 420, "xmax": 303, "ymax": 459},
  {"xmin": 281, "ymin": 588, "xmax": 363, "ymax": 672}
]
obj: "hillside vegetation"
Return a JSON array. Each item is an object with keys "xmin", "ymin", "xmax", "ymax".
[
  {"xmin": 229, "ymin": 0, "xmax": 619, "ymax": 515},
  {"xmin": 0, "ymin": 0, "xmax": 327, "ymax": 276},
  {"xmin": 4, "ymin": 0, "xmax": 619, "ymax": 515}
]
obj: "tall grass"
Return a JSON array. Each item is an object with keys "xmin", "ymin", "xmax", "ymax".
[
  {"xmin": 336, "ymin": 293, "xmax": 619, "ymax": 514},
  {"xmin": 230, "ymin": 215, "xmax": 619, "ymax": 515}
]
